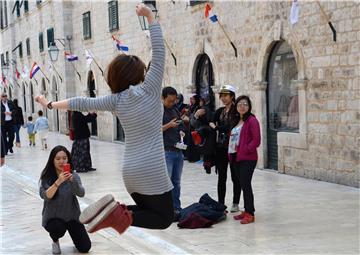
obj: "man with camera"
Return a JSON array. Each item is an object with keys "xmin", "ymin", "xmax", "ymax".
[{"xmin": 162, "ymin": 86, "xmax": 186, "ymax": 221}]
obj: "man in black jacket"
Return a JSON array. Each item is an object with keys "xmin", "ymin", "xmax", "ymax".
[
  {"xmin": 71, "ymin": 111, "xmax": 97, "ymax": 172},
  {"xmin": 1, "ymin": 94, "xmax": 15, "ymax": 154}
]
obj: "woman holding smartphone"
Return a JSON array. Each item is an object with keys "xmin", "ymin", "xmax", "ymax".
[
  {"xmin": 39, "ymin": 145, "xmax": 91, "ymax": 254},
  {"xmin": 35, "ymin": 4, "xmax": 174, "ymax": 235}
]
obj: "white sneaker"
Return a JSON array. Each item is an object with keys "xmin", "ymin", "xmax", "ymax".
[
  {"xmin": 52, "ymin": 240, "xmax": 61, "ymax": 254},
  {"xmin": 230, "ymin": 204, "xmax": 240, "ymax": 213}
]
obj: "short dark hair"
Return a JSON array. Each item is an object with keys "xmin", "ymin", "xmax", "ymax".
[
  {"xmin": 235, "ymin": 95, "xmax": 254, "ymax": 121},
  {"xmin": 38, "ymin": 110, "xmax": 43, "ymax": 116},
  {"xmin": 105, "ymin": 54, "xmax": 146, "ymax": 94},
  {"xmin": 162, "ymin": 86, "xmax": 177, "ymax": 98},
  {"xmin": 28, "ymin": 116, "xmax": 33, "ymax": 121}
]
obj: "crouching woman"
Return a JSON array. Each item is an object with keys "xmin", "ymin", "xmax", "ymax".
[{"xmin": 39, "ymin": 145, "xmax": 91, "ymax": 254}]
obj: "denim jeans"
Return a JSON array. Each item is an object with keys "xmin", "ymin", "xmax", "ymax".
[
  {"xmin": 14, "ymin": 124, "xmax": 21, "ymax": 143},
  {"xmin": 165, "ymin": 151, "xmax": 184, "ymax": 211}
]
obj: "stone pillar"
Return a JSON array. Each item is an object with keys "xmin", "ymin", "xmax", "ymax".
[{"xmin": 253, "ymin": 81, "xmax": 268, "ymax": 169}]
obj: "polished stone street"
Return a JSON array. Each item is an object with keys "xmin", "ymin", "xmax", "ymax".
[{"xmin": 1, "ymin": 129, "xmax": 359, "ymax": 254}]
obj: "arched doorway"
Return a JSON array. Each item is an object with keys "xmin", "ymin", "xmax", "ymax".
[
  {"xmin": 22, "ymin": 83, "xmax": 27, "ymax": 113},
  {"xmin": 266, "ymin": 41, "xmax": 299, "ymax": 170},
  {"xmin": 51, "ymin": 77, "xmax": 59, "ymax": 132},
  {"xmin": 87, "ymin": 71, "xmax": 97, "ymax": 136},
  {"xmin": 41, "ymin": 78, "xmax": 48, "ymax": 118},
  {"xmin": 194, "ymin": 54, "xmax": 215, "ymax": 111},
  {"xmin": 30, "ymin": 82, "xmax": 35, "ymax": 114}
]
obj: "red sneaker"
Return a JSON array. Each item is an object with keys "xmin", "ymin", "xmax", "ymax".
[
  {"xmin": 233, "ymin": 211, "xmax": 245, "ymax": 220},
  {"xmin": 87, "ymin": 202, "xmax": 133, "ymax": 234},
  {"xmin": 240, "ymin": 212, "xmax": 255, "ymax": 224}
]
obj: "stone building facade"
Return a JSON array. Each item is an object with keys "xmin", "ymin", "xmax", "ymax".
[{"xmin": 1, "ymin": 0, "xmax": 359, "ymax": 187}]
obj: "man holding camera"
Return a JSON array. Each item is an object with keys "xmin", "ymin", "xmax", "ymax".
[{"xmin": 162, "ymin": 86, "xmax": 186, "ymax": 221}]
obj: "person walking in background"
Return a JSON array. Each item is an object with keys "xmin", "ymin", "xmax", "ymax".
[
  {"xmin": 39, "ymin": 145, "xmax": 91, "ymax": 254},
  {"xmin": 12, "ymin": 99, "xmax": 24, "ymax": 148},
  {"xmin": 185, "ymin": 94, "xmax": 201, "ymax": 162},
  {"xmin": 71, "ymin": 111, "xmax": 97, "ymax": 173},
  {"xmin": 23, "ymin": 116, "xmax": 36, "ymax": 146},
  {"xmin": 162, "ymin": 86, "xmax": 186, "ymax": 220},
  {"xmin": 229, "ymin": 95, "xmax": 261, "ymax": 224},
  {"xmin": 209, "ymin": 85, "xmax": 240, "ymax": 212},
  {"xmin": 34, "ymin": 110, "xmax": 49, "ymax": 150},
  {"xmin": 1, "ymin": 93, "xmax": 15, "ymax": 155},
  {"xmin": 35, "ymin": 4, "xmax": 174, "ymax": 235}
]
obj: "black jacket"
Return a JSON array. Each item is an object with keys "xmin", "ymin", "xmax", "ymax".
[
  {"xmin": 72, "ymin": 111, "xmax": 97, "ymax": 140},
  {"xmin": 1, "ymin": 100, "xmax": 15, "ymax": 125},
  {"xmin": 12, "ymin": 106, "xmax": 24, "ymax": 125}
]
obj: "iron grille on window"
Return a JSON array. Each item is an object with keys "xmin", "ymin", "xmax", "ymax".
[
  {"xmin": 39, "ymin": 32, "xmax": 44, "ymax": 52},
  {"xmin": 5, "ymin": 51, "xmax": 9, "ymax": 65},
  {"xmin": 0, "ymin": 54, "xmax": 5, "ymax": 67},
  {"xmin": 108, "ymin": 1, "xmax": 119, "ymax": 31},
  {"xmin": 83, "ymin": 12, "xmax": 91, "ymax": 40},
  {"xmin": 47, "ymin": 28, "xmax": 54, "ymax": 47}
]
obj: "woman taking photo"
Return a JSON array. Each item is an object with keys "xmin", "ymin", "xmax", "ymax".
[
  {"xmin": 39, "ymin": 145, "xmax": 91, "ymax": 254},
  {"xmin": 229, "ymin": 95, "xmax": 261, "ymax": 224}
]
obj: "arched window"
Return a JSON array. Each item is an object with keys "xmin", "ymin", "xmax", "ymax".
[
  {"xmin": 195, "ymin": 54, "xmax": 215, "ymax": 111},
  {"xmin": 267, "ymin": 41, "xmax": 299, "ymax": 132}
]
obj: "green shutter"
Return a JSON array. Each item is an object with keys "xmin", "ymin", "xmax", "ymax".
[
  {"xmin": 19, "ymin": 42, "xmax": 23, "ymax": 58},
  {"xmin": 47, "ymin": 28, "xmax": 54, "ymax": 47},
  {"xmin": 24, "ymin": 0, "xmax": 29, "ymax": 12},
  {"xmin": 83, "ymin": 12, "xmax": 91, "ymax": 39}
]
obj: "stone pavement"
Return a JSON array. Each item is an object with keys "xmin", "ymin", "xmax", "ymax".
[{"xmin": 1, "ymin": 129, "xmax": 359, "ymax": 254}]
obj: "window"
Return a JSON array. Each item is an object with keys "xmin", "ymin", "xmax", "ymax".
[
  {"xmin": 26, "ymin": 38, "xmax": 30, "ymax": 56},
  {"xmin": 5, "ymin": 51, "xmax": 9, "ymax": 65},
  {"xmin": 0, "ymin": 1, "xmax": 9, "ymax": 29},
  {"xmin": 108, "ymin": 1, "xmax": 118, "ymax": 31},
  {"xmin": 83, "ymin": 12, "xmax": 91, "ymax": 40},
  {"xmin": 19, "ymin": 42, "xmax": 23, "ymax": 58},
  {"xmin": 24, "ymin": 0, "xmax": 29, "ymax": 13},
  {"xmin": 39, "ymin": 32, "xmax": 44, "ymax": 52},
  {"xmin": 189, "ymin": 0, "xmax": 208, "ymax": 7},
  {"xmin": 47, "ymin": 28, "xmax": 54, "ymax": 47},
  {"xmin": 144, "ymin": 0, "xmax": 156, "ymax": 8},
  {"xmin": 16, "ymin": 1, "xmax": 20, "ymax": 17},
  {"xmin": 0, "ymin": 54, "xmax": 5, "ymax": 67},
  {"xmin": 36, "ymin": 0, "xmax": 42, "ymax": 6}
]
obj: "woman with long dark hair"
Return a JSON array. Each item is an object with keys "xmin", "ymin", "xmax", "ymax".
[
  {"xmin": 12, "ymin": 99, "xmax": 24, "ymax": 147},
  {"xmin": 35, "ymin": 4, "xmax": 174, "ymax": 235},
  {"xmin": 39, "ymin": 145, "xmax": 91, "ymax": 254},
  {"xmin": 229, "ymin": 95, "xmax": 261, "ymax": 224}
]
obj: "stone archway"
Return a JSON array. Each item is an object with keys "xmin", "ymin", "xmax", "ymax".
[{"xmin": 253, "ymin": 19, "xmax": 308, "ymax": 170}]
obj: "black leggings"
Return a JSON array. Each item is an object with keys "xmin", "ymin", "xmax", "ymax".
[
  {"xmin": 216, "ymin": 148, "xmax": 241, "ymax": 205},
  {"xmin": 231, "ymin": 160, "xmax": 257, "ymax": 215},
  {"xmin": 44, "ymin": 219, "xmax": 91, "ymax": 253},
  {"xmin": 127, "ymin": 191, "xmax": 174, "ymax": 229}
]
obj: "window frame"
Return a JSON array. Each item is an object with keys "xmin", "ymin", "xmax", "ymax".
[
  {"xmin": 26, "ymin": 38, "xmax": 31, "ymax": 56},
  {"xmin": 108, "ymin": 1, "xmax": 119, "ymax": 32},
  {"xmin": 39, "ymin": 32, "xmax": 44, "ymax": 52},
  {"xmin": 83, "ymin": 11, "xmax": 92, "ymax": 40},
  {"xmin": 47, "ymin": 27, "xmax": 54, "ymax": 48}
]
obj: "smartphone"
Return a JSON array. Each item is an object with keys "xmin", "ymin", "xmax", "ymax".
[{"xmin": 63, "ymin": 163, "xmax": 71, "ymax": 174}]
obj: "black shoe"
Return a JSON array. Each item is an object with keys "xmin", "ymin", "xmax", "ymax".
[
  {"xmin": 173, "ymin": 210, "xmax": 181, "ymax": 222},
  {"xmin": 76, "ymin": 169, "xmax": 88, "ymax": 173},
  {"xmin": 9, "ymin": 148, "xmax": 13, "ymax": 153},
  {"xmin": 88, "ymin": 167, "xmax": 97, "ymax": 171}
]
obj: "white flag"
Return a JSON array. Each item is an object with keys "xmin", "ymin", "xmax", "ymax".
[
  {"xmin": 21, "ymin": 65, "xmax": 29, "ymax": 78},
  {"xmin": 290, "ymin": 0, "xmax": 299, "ymax": 25},
  {"xmin": 85, "ymin": 49, "xmax": 93, "ymax": 68}
]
